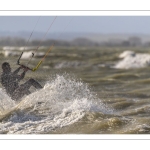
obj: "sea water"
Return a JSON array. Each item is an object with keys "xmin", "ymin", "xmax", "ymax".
[{"xmin": 1, "ymin": 47, "xmax": 150, "ymax": 134}]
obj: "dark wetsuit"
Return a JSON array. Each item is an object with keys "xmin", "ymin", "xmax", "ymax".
[{"xmin": 1, "ymin": 67, "xmax": 42, "ymax": 101}]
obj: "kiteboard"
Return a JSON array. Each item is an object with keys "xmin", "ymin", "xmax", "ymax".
[{"xmin": 0, "ymin": 98, "xmax": 27, "ymax": 121}]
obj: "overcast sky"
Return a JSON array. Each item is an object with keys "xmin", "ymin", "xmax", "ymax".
[{"xmin": 1, "ymin": 16, "xmax": 150, "ymax": 34}]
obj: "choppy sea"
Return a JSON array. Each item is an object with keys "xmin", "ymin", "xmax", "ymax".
[{"xmin": 1, "ymin": 47, "xmax": 150, "ymax": 134}]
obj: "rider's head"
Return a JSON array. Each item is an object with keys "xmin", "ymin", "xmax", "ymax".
[{"xmin": 2, "ymin": 62, "xmax": 11, "ymax": 73}]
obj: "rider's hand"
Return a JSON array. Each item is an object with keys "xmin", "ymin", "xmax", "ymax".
[
  {"xmin": 21, "ymin": 65, "xmax": 29, "ymax": 72},
  {"xmin": 24, "ymin": 67, "xmax": 29, "ymax": 72}
]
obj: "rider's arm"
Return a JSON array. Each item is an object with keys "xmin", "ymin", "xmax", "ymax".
[
  {"xmin": 12, "ymin": 67, "xmax": 22, "ymax": 75},
  {"xmin": 13, "ymin": 66, "xmax": 28, "ymax": 82},
  {"xmin": 18, "ymin": 70, "xmax": 26, "ymax": 81}
]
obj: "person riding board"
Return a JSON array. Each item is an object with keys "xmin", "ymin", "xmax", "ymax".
[{"xmin": 1, "ymin": 62, "xmax": 43, "ymax": 101}]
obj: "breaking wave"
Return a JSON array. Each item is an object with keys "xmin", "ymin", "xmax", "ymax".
[
  {"xmin": 113, "ymin": 50, "xmax": 150, "ymax": 69},
  {"xmin": 0, "ymin": 74, "xmax": 113, "ymax": 134}
]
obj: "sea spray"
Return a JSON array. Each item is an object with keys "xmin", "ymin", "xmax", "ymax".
[
  {"xmin": 0, "ymin": 88, "xmax": 15, "ymax": 114},
  {"xmin": 113, "ymin": 51, "xmax": 150, "ymax": 69},
  {"xmin": 0, "ymin": 74, "xmax": 112, "ymax": 133}
]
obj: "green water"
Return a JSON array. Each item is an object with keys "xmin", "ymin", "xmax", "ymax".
[{"xmin": 1, "ymin": 46, "xmax": 150, "ymax": 134}]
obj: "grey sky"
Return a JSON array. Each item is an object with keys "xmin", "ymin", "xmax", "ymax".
[{"xmin": 1, "ymin": 16, "xmax": 150, "ymax": 34}]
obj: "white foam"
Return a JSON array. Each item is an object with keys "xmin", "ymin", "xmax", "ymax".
[
  {"xmin": 2, "ymin": 50, "xmax": 45, "ymax": 59},
  {"xmin": 3, "ymin": 46, "xmax": 36, "ymax": 51},
  {"xmin": 114, "ymin": 51, "xmax": 150, "ymax": 69},
  {"xmin": 2, "ymin": 50, "xmax": 19, "ymax": 57},
  {"xmin": 118, "ymin": 50, "xmax": 135, "ymax": 58},
  {"xmin": 0, "ymin": 74, "xmax": 112, "ymax": 134},
  {"xmin": 0, "ymin": 88, "xmax": 15, "ymax": 115},
  {"xmin": 21, "ymin": 51, "xmax": 45, "ymax": 59}
]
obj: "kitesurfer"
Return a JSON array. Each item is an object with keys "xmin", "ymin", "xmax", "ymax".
[{"xmin": 0, "ymin": 62, "xmax": 43, "ymax": 101}]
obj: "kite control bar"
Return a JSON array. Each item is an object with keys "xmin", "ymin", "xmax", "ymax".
[
  {"xmin": 17, "ymin": 52, "xmax": 33, "ymax": 71},
  {"xmin": 17, "ymin": 44, "xmax": 54, "ymax": 72},
  {"xmin": 17, "ymin": 52, "xmax": 42, "ymax": 72}
]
